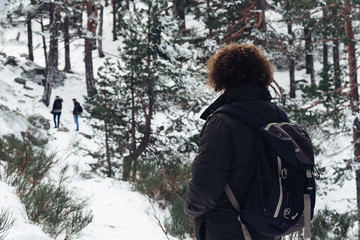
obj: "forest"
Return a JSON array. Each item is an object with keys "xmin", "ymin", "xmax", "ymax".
[{"xmin": 1, "ymin": 0, "xmax": 360, "ymax": 239}]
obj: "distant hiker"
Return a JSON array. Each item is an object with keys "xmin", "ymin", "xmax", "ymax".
[
  {"xmin": 51, "ymin": 96, "xmax": 63, "ymax": 128},
  {"xmin": 184, "ymin": 44, "xmax": 279, "ymax": 240},
  {"xmin": 72, "ymin": 98, "xmax": 82, "ymax": 131}
]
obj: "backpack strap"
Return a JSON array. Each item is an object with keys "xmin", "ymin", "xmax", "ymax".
[
  {"xmin": 273, "ymin": 103, "xmax": 289, "ymax": 122},
  {"xmin": 225, "ymin": 183, "xmax": 253, "ymax": 240}
]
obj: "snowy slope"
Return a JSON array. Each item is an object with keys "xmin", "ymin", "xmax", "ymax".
[{"xmin": 0, "ymin": 5, "xmax": 184, "ymax": 240}]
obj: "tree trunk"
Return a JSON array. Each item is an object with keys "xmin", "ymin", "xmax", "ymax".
[
  {"xmin": 26, "ymin": 13, "xmax": 34, "ymax": 62},
  {"xmin": 85, "ymin": 0, "xmax": 96, "ymax": 97},
  {"xmin": 104, "ymin": 120, "xmax": 113, "ymax": 177},
  {"xmin": 98, "ymin": 3, "xmax": 105, "ymax": 58},
  {"xmin": 333, "ymin": 40, "xmax": 341, "ymax": 89},
  {"xmin": 344, "ymin": 0, "xmax": 360, "ymax": 219},
  {"xmin": 304, "ymin": 27, "xmax": 315, "ymax": 85},
  {"xmin": 40, "ymin": 16, "xmax": 48, "ymax": 70},
  {"xmin": 255, "ymin": 0, "xmax": 266, "ymax": 46},
  {"xmin": 63, "ymin": 12, "xmax": 71, "ymax": 72},
  {"xmin": 112, "ymin": 0, "xmax": 118, "ymax": 41},
  {"xmin": 91, "ymin": 3, "xmax": 98, "ymax": 50},
  {"xmin": 41, "ymin": 2, "xmax": 58, "ymax": 106},
  {"xmin": 332, "ymin": 4, "xmax": 341, "ymax": 89},
  {"xmin": 172, "ymin": 0, "xmax": 186, "ymax": 29},
  {"xmin": 322, "ymin": 1, "xmax": 329, "ymax": 66},
  {"xmin": 288, "ymin": 21, "xmax": 295, "ymax": 98}
]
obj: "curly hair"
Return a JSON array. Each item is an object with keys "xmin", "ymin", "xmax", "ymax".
[{"xmin": 206, "ymin": 43, "xmax": 274, "ymax": 92}]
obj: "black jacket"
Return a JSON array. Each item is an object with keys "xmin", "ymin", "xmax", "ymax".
[
  {"xmin": 52, "ymin": 99, "xmax": 63, "ymax": 113},
  {"xmin": 184, "ymin": 84, "xmax": 278, "ymax": 240},
  {"xmin": 73, "ymin": 102, "xmax": 80, "ymax": 115}
]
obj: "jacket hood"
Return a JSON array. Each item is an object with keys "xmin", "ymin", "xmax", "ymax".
[{"xmin": 200, "ymin": 84, "xmax": 272, "ymax": 120}]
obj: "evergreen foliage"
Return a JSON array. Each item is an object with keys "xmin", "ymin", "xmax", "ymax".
[
  {"xmin": 0, "ymin": 135, "xmax": 93, "ymax": 239},
  {"xmin": 0, "ymin": 208, "xmax": 14, "ymax": 240}
]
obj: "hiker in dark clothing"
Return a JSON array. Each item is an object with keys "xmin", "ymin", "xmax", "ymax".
[
  {"xmin": 51, "ymin": 96, "xmax": 63, "ymax": 128},
  {"xmin": 72, "ymin": 98, "xmax": 80, "ymax": 131},
  {"xmin": 184, "ymin": 44, "xmax": 277, "ymax": 240}
]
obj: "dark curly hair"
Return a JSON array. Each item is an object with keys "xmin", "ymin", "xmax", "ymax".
[{"xmin": 206, "ymin": 43, "xmax": 274, "ymax": 92}]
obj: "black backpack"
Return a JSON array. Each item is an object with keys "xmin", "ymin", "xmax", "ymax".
[
  {"xmin": 78, "ymin": 103, "xmax": 83, "ymax": 114},
  {"xmin": 54, "ymin": 99, "xmax": 62, "ymax": 109},
  {"xmin": 214, "ymin": 104, "xmax": 316, "ymax": 239}
]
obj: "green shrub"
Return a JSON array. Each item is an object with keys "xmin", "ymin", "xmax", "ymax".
[
  {"xmin": 0, "ymin": 208, "xmax": 15, "ymax": 240},
  {"xmin": 22, "ymin": 183, "xmax": 93, "ymax": 239},
  {"xmin": 134, "ymin": 158, "xmax": 193, "ymax": 239},
  {"xmin": 310, "ymin": 208, "xmax": 357, "ymax": 240},
  {"xmin": 0, "ymin": 136, "xmax": 93, "ymax": 239}
]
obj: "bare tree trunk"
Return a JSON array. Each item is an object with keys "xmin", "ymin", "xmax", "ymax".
[
  {"xmin": 255, "ymin": 0, "xmax": 266, "ymax": 46},
  {"xmin": 332, "ymin": 6, "xmax": 341, "ymax": 90},
  {"xmin": 98, "ymin": 3, "xmax": 105, "ymax": 58},
  {"xmin": 104, "ymin": 120, "xmax": 113, "ymax": 177},
  {"xmin": 85, "ymin": 0, "xmax": 96, "ymax": 97},
  {"xmin": 172, "ymin": 0, "xmax": 186, "ymax": 29},
  {"xmin": 112, "ymin": 0, "xmax": 118, "ymax": 41},
  {"xmin": 40, "ymin": 16, "xmax": 48, "ymax": 70},
  {"xmin": 26, "ymin": 14, "xmax": 34, "ymax": 62},
  {"xmin": 63, "ymin": 11, "xmax": 71, "ymax": 72},
  {"xmin": 288, "ymin": 21, "xmax": 295, "ymax": 98},
  {"xmin": 304, "ymin": 27, "xmax": 315, "ymax": 85},
  {"xmin": 323, "ymin": 1, "xmax": 329, "ymax": 66},
  {"xmin": 41, "ymin": 2, "xmax": 58, "ymax": 106},
  {"xmin": 344, "ymin": 0, "xmax": 360, "ymax": 219}
]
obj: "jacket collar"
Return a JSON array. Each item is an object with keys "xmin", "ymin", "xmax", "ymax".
[{"xmin": 200, "ymin": 84, "xmax": 272, "ymax": 120}]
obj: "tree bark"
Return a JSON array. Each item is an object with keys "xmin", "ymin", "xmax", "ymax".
[
  {"xmin": 332, "ymin": 6, "xmax": 341, "ymax": 89},
  {"xmin": 41, "ymin": 2, "xmax": 58, "ymax": 106},
  {"xmin": 304, "ymin": 27, "xmax": 315, "ymax": 85},
  {"xmin": 40, "ymin": 16, "xmax": 48, "ymax": 70},
  {"xmin": 344, "ymin": 0, "xmax": 360, "ymax": 219},
  {"xmin": 172, "ymin": 0, "xmax": 186, "ymax": 29},
  {"xmin": 323, "ymin": 1, "xmax": 329, "ymax": 66},
  {"xmin": 345, "ymin": 0, "xmax": 358, "ymax": 102},
  {"xmin": 26, "ymin": 13, "xmax": 34, "ymax": 62},
  {"xmin": 112, "ymin": 0, "xmax": 118, "ymax": 41},
  {"xmin": 255, "ymin": 0, "xmax": 266, "ymax": 46},
  {"xmin": 85, "ymin": 0, "xmax": 96, "ymax": 97},
  {"xmin": 63, "ymin": 12, "xmax": 71, "ymax": 72},
  {"xmin": 98, "ymin": 3, "xmax": 105, "ymax": 58},
  {"xmin": 288, "ymin": 21, "xmax": 295, "ymax": 98},
  {"xmin": 104, "ymin": 120, "xmax": 113, "ymax": 177}
]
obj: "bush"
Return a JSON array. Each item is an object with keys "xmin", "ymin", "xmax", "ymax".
[
  {"xmin": 134, "ymin": 158, "xmax": 193, "ymax": 239},
  {"xmin": 310, "ymin": 208, "xmax": 357, "ymax": 240},
  {"xmin": 0, "ymin": 136, "xmax": 93, "ymax": 240},
  {"xmin": 0, "ymin": 208, "xmax": 15, "ymax": 240},
  {"xmin": 22, "ymin": 183, "xmax": 93, "ymax": 239}
]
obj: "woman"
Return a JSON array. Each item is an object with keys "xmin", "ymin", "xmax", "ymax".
[
  {"xmin": 51, "ymin": 96, "xmax": 63, "ymax": 128},
  {"xmin": 184, "ymin": 43, "xmax": 277, "ymax": 240}
]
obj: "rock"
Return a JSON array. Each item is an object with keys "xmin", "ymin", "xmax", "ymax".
[
  {"xmin": 21, "ymin": 68, "xmax": 66, "ymax": 87},
  {"xmin": 24, "ymin": 85, "xmax": 34, "ymax": 90},
  {"xmin": 0, "ymin": 104, "xmax": 9, "ymax": 111},
  {"xmin": 58, "ymin": 127, "xmax": 70, "ymax": 132},
  {"xmin": 28, "ymin": 114, "xmax": 51, "ymax": 130},
  {"xmin": 27, "ymin": 126, "xmax": 49, "ymax": 147},
  {"xmin": 4, "ymin": 56, "xmax": 17, "ymax": 66},
  {"xmin": 80, "ymin": 132, "xmax": 92, "ymax": 139},
  {"xmin": 14, "ymin": 77, "xmax": 26, "ymax": 85}
]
